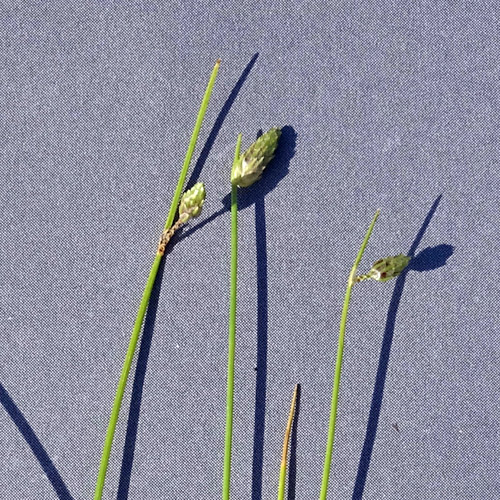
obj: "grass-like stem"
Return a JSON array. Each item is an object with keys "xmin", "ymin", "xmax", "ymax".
[
  {"xmin": 93, "ymin": 59, "xmax": 221, "ymax": 500},
  {"xmin": 222, "ymin": 133, "xmax": 242, "ymax": 500},
  {"xmin": 319, "ymin": 209, "xmax": 380, "ymax": 500}
]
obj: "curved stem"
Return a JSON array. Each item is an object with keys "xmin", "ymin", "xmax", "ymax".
[
  {"xmin": 222, "ymin": 134, "xmax": 242, "ymax": 500},
  {"xmin": 319, "ymin": 209, "xmax": 380, "ymax": 500},
  {"xmin": 278, "ymin": 384, "xmax": 299, "ymax": 500},
  {"xmin": 93, "ymin": 59, "xmax": 221, "ymax": 500}
]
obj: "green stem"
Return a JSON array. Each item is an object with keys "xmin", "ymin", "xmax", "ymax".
[
  {"xmin": 278, "ymin": 384, "xmax": 298, "ymax": 500},
  {"xmin": 222, "ymin": 134, "xmax": 242, "ymax": 500},
  {"xmin": 319, "ymin": 209, "xmax": 380, "ymax": 500},
  {"xmin": 93, "ymin": 59, "xmax": 221, "ymax": 500},
  {"xmin": 164, "ymin": 59, "xmax": 221, "ymax": 231}
]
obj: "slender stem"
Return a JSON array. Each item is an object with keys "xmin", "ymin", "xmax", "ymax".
[
  {"xmin": 319, "ymin": 209, "xmax": 380, "ymax": 500},
  {"xmin": 93, "ymin": 254, "xmax": 161, "ymax": 500},
  {"xmin": 93, "ymin": 59, "xmax": 221, "ymax": 500},
  {"xmin": 278, "ymin": 384, "xmax": 299, "ymax": 500},
  {"xmin": 222, "ymin": 134, "xmax": 242, "ymax": 500},
  {"xmin": 164, "ymin": 59, "xmax": 221, "ymax": 232}
]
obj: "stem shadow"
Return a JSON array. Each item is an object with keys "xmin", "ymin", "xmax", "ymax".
[
  {"xmin": 116, "ymin": 258, "xmax": 166, "ymax": 500},
  {"xmin": 0, "ymin": 382, "xmax": 74, "ymax": 500},
  {"xmin": 116, "ymin": 54, "xmax": 261, "ymax": 499},
  {"xmin": 250, "ymin": 127, "xmax": 296, "ymax": 500},
  {"xmin": 170, "ymin": 126, "xmax": 295, "ymax": 499},
  {"xmin": 185, "ymin": 53, "xmax": 259, "ymax": 190},
  {"xmin": 251, "ymin": 196, "xmax": 268, "ymax": 500},
  {"xmin": 352, "ymin": 194, "xmax": 445, "ymax": 500},
  {"xmin": 180, "ymin": 130, "xmax": 295, "ymax": 498}
]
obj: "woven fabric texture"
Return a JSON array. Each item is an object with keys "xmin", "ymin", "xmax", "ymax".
[{"xmin": 1, "ymin": 1, "xmax": 499, "ymax": 499}]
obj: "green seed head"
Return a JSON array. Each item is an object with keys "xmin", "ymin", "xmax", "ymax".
[
  {"xmin": 178, "ymin": 182, "xmax": 206, "ymax": 223},
  {"xmin": 357, "ymin": 254, "xmax": 411, "ymax": 283},
  {"xmin": 231, "ymin": 127, "xmax": 281, "ymax": 187}
]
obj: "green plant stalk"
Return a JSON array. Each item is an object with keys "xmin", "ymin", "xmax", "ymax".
[
  {"xmin": 319, "ymin": 209, "xmax": 380, "ymax": 500},
  {"xmin": 222, "ymin": 133, "xmax": 242, "ymax": 500},
  {"xmin": 93, "ymin": 59, "xmax": 221, "ymax": 500},
  {"xmin": 278, "ymin": 384, "xmax": 298, "ymax": 500}
]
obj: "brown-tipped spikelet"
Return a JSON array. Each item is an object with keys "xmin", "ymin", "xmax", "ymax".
[{"xmin": 356, "ymin": 254, "xmax": 411, "ymax": 283}]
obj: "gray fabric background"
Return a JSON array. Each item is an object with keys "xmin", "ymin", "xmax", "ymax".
[{"xmin": 1, "ymin": 1, "xmax": 499, "ymax": 499}]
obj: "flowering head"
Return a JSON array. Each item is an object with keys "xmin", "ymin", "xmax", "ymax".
[
  {"xmin": 356, "ymin": 254, "xmax": 411, "ymax": 283},
  {"xmin": 178, "ymin": 182, "xmax": 206, "ymax": 223},
  {"xmin": 231, "ymin": 127, "xmax": 281, "ymax": 187}
]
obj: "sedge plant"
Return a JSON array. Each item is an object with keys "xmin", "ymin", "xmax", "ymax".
[
  {"xmin": 93, "ymin": 59, "xmax": 220, "ymax": 500},
  {"xmin": 223, "ymin": 127, "xmax": 281, "ymax": 500},
  {"xmin": 319, "ymin": 211, "xmax": 410, "ymax": 500}
]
